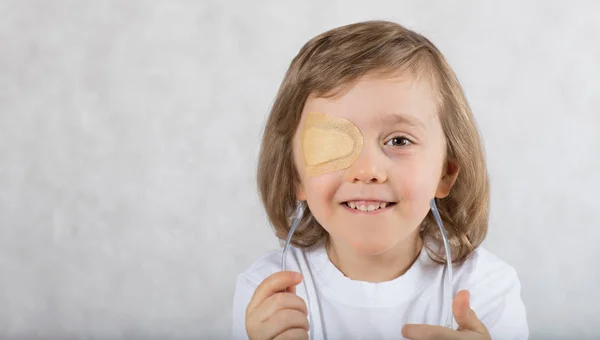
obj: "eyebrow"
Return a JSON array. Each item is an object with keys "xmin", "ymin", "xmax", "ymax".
[{"xmin": 375, "ymin": 112, "xmax": 427, "ymax": 131}]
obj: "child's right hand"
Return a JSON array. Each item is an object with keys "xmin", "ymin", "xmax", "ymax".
[{"xmin": 245, "ymin": 271, "xmax": 310, "ymax": 340}]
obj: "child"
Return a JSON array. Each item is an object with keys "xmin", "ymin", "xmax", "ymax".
[{"xmin": 232, "ymin": 20, "xmax": 528, "ymax": 340}]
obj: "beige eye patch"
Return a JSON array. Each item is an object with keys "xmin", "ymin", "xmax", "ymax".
[{"xmin": 300, "ymin": 112, "xmax": 363, "ymax": 176}]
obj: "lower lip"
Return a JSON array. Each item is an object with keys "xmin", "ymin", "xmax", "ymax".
[{"xmin": 341, "ymin": 203, "xmax": 396, "ymax": 215}]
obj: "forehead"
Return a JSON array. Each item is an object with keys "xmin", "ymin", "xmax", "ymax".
[{"xmin": 302, "ymin": 73, "xmax": 439, "ymax": 131}]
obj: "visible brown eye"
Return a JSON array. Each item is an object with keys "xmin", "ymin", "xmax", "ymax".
[{"xmin": 385, "ymin": 136, "xmax": 412, "ymax": 147}]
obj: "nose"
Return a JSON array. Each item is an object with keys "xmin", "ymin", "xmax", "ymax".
[{"xmin": 344, "ymin": 144, "xmax": 388, "ymax": 184}]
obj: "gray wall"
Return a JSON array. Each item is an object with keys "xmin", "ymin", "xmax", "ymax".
[{"xmin": 1, "ymin": 1, "xmax": 598, "ymax": 339}]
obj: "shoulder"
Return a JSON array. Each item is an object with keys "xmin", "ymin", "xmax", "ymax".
[
  {"xmin": 454, "ymin": 246, "xmax": 521, "ymax": 288},
  {"xmin": 237, "ymin": 241, "xmax": 321, "ymax": 287},
  {"xmin": 232, "ymin": 247, "xmax": 287, "ymax": 340},
  {"xmin": 237, "ymin": 247, "xmax": 285, "ymax": 288},
  {"xmin": 454, "ymin": 246, "xmax": 529, "ymax": 339}
]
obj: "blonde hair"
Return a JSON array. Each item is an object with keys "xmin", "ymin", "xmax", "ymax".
[{"xmin": 257, "ymin": 20, "xmax": 489, "ymax": 264}]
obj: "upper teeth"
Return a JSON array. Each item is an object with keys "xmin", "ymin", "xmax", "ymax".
[{"xmin": 347, "ymin": 201, "xmax": 389, "ymax": 212}]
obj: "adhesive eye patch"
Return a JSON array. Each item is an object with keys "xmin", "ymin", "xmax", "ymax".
[{"xmin": 300, "ymin": 112, "xmax": 364, "ymax": 176}]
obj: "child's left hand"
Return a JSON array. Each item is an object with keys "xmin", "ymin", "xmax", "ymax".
[{"xmin": 401, "ymin": 290, "xmax": 491, "ymax": 340}]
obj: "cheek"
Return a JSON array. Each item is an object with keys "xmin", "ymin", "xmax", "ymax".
[
  {"xmin": 302, "ymin": 173, "xmax": 340, "ymax": 225},
  {"xmin": 304, "ymin": 174, "xmax": 338, "ymax": 203},
  {"xmin": 389, "ymin": 157, "xmax": 440, "ymax": 208},
  {"xmin": 392, "ymin": 174, "xmax": 434, "ymax": 227}
]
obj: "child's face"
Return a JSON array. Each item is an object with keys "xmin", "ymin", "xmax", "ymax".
[{"xmin": 293, "ymin": 72, "xmax": 458, "ymax": 255}]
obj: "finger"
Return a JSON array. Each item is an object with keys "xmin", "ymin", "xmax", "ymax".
[
  {"xmin": 247, "ymin": 271, "xmax": 302, "ymax": 315},
  {"xmin": 273, "ymin": 328, "xmax": 309, "ymax": 340},
  {"xmin": 263, "ymin": 309, "xmax": 310, "ymax": 339},
  {"xmin": 402, "ymin": 324, "xmax": 461, "ymax": 340},
  {"xmin": 286, "ymin": 282, "xmax": 297, "ymax": 294},
  {"xmin": 452, "ymin": 290, "xmax": 489, "ymax": 335},
  {"xmin": 257, "ymin": 292, "xmax": 308, "ymax": 323}
]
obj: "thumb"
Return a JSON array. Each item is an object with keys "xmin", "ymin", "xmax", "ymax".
[
  {"xmin": 452, "ymin": 290, "xmax": 489, "ymax": 335},
  {"xmin": 247, "ymin": 271, "xmax": 302, "ymax": 314}
]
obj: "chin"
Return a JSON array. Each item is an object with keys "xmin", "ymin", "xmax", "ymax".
[
  {"xmin": 339, "ymin": 225, "xmax": 420, "ymax": 256},
  {"xmin": 345, "ymin": 234, "xmax": 399, "ymax": 256}
]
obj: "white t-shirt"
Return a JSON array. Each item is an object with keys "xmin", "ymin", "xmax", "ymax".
[{"xmin": 231, "ymin": 239, "xmax": 528, "ymax": 340}]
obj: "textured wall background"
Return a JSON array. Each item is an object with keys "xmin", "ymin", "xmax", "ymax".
[{"xmin": 0, "ymin": 1, "xmax": 598, "ymax": 339}]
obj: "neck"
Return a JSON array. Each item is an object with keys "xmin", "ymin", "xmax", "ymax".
[{"xmin": 326, "ymin": 232, "xmax": 423, "ymax": 283}]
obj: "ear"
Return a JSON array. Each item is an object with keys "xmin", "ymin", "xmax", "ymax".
[
  {"xmin": 295, "ymin": 181, "xmax": 307, "ymax": 201},
  {"xmin": 435, "ymin": 158, "xmax": 460, "ymax": 199}
]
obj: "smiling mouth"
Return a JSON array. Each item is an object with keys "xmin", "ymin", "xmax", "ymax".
[{"xmin": 342, "ymin": 200, "xmax": 397, "ymax": 212}]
